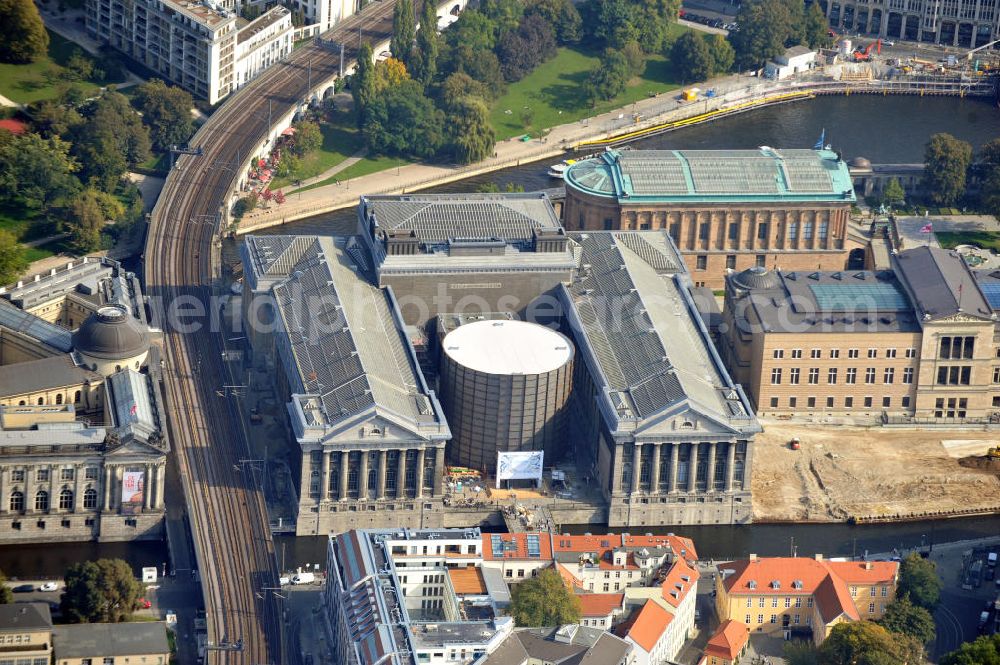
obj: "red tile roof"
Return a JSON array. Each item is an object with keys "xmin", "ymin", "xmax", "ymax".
[
  {"xmin": 0, "ymin": 119, "xmax": 27, "ymax": 135},
  {"xmin": 622, "ymin": 599, "xmax": 674, "ymax": 652},
  {"xmin": 551, "ymin": 534, "xmax": 697, "ymax": 563},
  {"xmin": 705, "ymin": 620, "xmax": 749, "ymax": 661},
  {"xmin": 556, "ymin": 563, "xmax": 583, "ymax": 590},
  {"xmin": 661, "ymin": 557, "xmax": 699, "ymax": 609},
  {"xmin": 480, "ymin": 533, "xmax": 554, "ymax": 561},
  {"xmin": 813, "ymin": 574, "xmax": 859, "ymax": 623},
  {"xmin": 826, "ymin": 561, "xmax": 898, "ymax": 586},
  {"xmin": 577, "ymin": 593, "xmax": 625, "ymax": 617}
]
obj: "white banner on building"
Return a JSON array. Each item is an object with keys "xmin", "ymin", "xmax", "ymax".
[
  {"xmin": 496, "ymin": 451, "xmax": 544, "ymax": 487},
  {"xmin": 122, "ymin": 470, "xmax": 145, "ymax": 506}
]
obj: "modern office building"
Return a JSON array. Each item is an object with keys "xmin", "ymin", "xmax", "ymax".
[
  {"xmin": 714, "ymin": 555, "xmax": 898, "ymax": 645},
  {"xmin": 824, "ymin": 0, "xmax": 999, "ymax": 48},
  {"xmin": 0, "ymin": 259, "xmax": 168, "ymax": 544},
  {"xmin": 721, "ymin": 245, "xmax": 1000, "ymax": 422},
  {"xmin": 560, "ymin": 231, "xmax": 760, "ymax": 526},
  {"xmin": 240, "ymin": 235, "xmax": 451, "ymax": 535},
  {"xmin": 85, "ymin": 0, "xmax": 293, "ymax": 104},
  {"xmin": 563, "ymin": 148, "xmax": 856, "ymax": 288}
]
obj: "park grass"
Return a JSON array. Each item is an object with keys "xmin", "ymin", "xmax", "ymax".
[
  {"xmin": 936, "ymin": 231, "xmax": 1000, "ymax": 253},
  {"xmin": 489, "ymin": 24, "xmax": 692, "ymax": 140},
  {"xmin": 270, "ymin": 112, "xmax": 365, "ymax": 190},
  {"xmin": 292, "ymin": 154, "xmax": 410, "ymax": 193},
  {"xmin": 0, "ymin": 30, "xmax": 121, "ymax": 104}
]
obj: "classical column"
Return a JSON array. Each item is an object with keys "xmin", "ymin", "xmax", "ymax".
[
  {"xmin": 25, "ymin": 466, "xmax": 35, "ymax": 515},
  {"xmin": 103, "ymin": 465, "xmax": 113, "ymax": 511},
  {"xmin": 434, "ymin": 447, "xmax": 446, "ymax": 497},
  {"xmin": 144, "ymin": 465, "xmax": 153, "ymax": 510},
  {"xmin": 415, "ymin": 448, "xmax": 426, "ymax": 499},
  {"xmin": 359, "ymin": 451, "xmax": 370, "ymax": 500},
  {"xmin": 339, "ymin": 451, "xmax": 349, "ymax": 500},
  {"xmin": 321, "ymin": 451, "xmax": 331, "ymax": 501},
  {"xmin": 706, "ymin": 442, "xmax": 718, "ymax": 493},
  {"xmin": 116, "ymin": 467, "xmax": 124, "ymax": 510},
  {"xmin": 74, "ymin": 464, "xmax": 84, "ymax": 512},
  {"xmin": 650, "ymin": 444, "xmax": 662, "ymax": 494},
  {"xmin": 0, "ymin": 467, "xmax": 6, "ymax": 514},
  {"xmin": 669, "ymin": 444, "xmax": 679, "ymax": 493},
  {"xmin": 155, "ymin": 465, "xmax": 165, "ymax": 509},
  {"xmin": 726, "ymin": 442, "xmax": 737, "ymax": 492},
  {"xmin": 631, "ymin": 444, "xmax": 642, "ymax": 494},
  {"xmin": 397, "ymin": 451, "xmax": 408, "ymax": 499},
  {"xmin": 377, "ymin": 450, "xmax": 388, "ymax": 500},
  {"xmin": 688, "ymin": 443, "xmax": 699, "ymax": 493}
]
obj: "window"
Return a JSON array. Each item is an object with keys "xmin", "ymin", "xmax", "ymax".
[
  {"xmin": 759, "ymin": 597, "xmax": 765, "ymax": 607},
  {"xmin": 870, "ymin": 586, "xmax": 877, "ymax": 597},
  {"xmin": 773, "ymin": 349, "xmax": 784, "ymax": 359},
  {"xmin": 845, "ymin": 396, "xmax": 853, "ymax": 407},
  {"xmin": 771, "ymin": 368, "xmax": 782, "ymax": 384},
  {"xmin": 886, "ymin": 348, "xmax": 897, "ymax": 358},
  {"xmin": 757, "ymin": 614, "xmax": 764, "ymax": 624},
  {"xmin": 883, "ymin": 396, "xmax": 891, "ymax": 408},
  {"xmin": 11, "ymin": 469, "xmax": 24, "ymax": 482},
  {"xmin": 770, "ymin": 397, "xmax": 778, "ymax": 408},
  {"xmin": 868, "ymin": 348, "xmax": 877, "ymax": 358},
  {"xmin": 807, "ymin": 397, "xmax": 816, "ymax": 408},
  {"xmin": 772, "ymin": 597, "xmax": 778, "ymax": 608},
  {"xmin": 9, "ymin": 491, "xmax": 24, "ymax": 512},
  {"xmin": 903, "ymin": 368, "xmax": 914, "ymax": 384},
  {"xmin": 848, "ymin": 349, "xmax": 859, "ymax": 359},
  {"xmin": 699, "ymin": 223, "xmax": 710, "ymax": 240},
  {"xmin": 728, "ymin": 223, "xmax": 739, "ymax": 240},
  {"xmin": 846, "ymin": 368, "xmax": 857, "ymax": 384},
  {"xmin": 936, "ymin": 366, "xmax": 971, "ymax": 385},
  {"xmin": 603, "ymin": 218, "xmax": 613, "ymax": 231},
  {"xmin": 726, "ymin": 255, "xmax": 737, "ymax": 269},
  {"xmin": 864, "ymin": 396, "xmax": 873, "ymax": 408},
  {"xmin": 803, "ymin": 221, "xmax": 814, "ymax": 240},
  {"xmin": 884, "ymin": 368, "xmax": 895, "ymax": 384},
  {"xmin": 756, "ymin": 255, "xmax": 766, "ymax": 268},
  {"xmin": 36, "ymin": 469, "xmax": 50, "ymax": 482},
  {"xmin": 994, "ymin": 367, "xmax": 1000, "ymax": 384},
  {"xmin": 35, "ymin": 490, "xmax": 49, "ymax": 511},
  {"xmin": 83, "ymin": 488, "xmax": 98, "ymax": 509},
  {"xmin": 868, "ymin": 602, "xmax": 875, "ymax": 613},
  {"xmin": 746, "ymin": 614, "xmax": 752, "ymax": 625},
  {"xmin": 61, "ymin": 468, "xmax": 74, "ymax": 481},
  {"xmin": 810, "ymin": 349, "xmax": 821, "ymax": 359},
  {"xmin": 829, "ymin": 349, "xmax": 840, "ymax": 359},
  {"xmin": 865, "ymin": 368, "xmax": 876, "ymax": 384},
  {"xmin": 59, "ymin": 489, "xmax": 73, "ymax": 510},
  {"xmin": 757, "ymin": 223, "xmax": 769, "ymax": 240},
  {"xmin": 789, "ymin": 397, "xmax": 797, "ymax": 408},
  {"xmin": 696, "ymin": 255, "xmax": 707, "ymax": 270},
  {"xmin": 791, "ymin": 349, "xmax": 803, "ymax": 359},
  {"xmin": 828, "ymin": 368, "xmax": 838, "ymax": 384},
  {"xmin": 789, "ymin": 368, "xmax": 800, "ymax": 384},
  {"xmin": 818, "ymin": 221, "xmax": 829, "ymax": 241},
  {"xmin": 940, "ymin": 336, "xmax": 975, "ymax": 359},
  {"xmin": 795, "ymin": 597, "xmax": 802, "ymax": 608},
  {"xmin": 881, "ymin": 586, "xmax": 888, "ymax": 597},
  {"xmin": 746, "ymin": 597, "xmax": 753, "ymax": 608},
  {"xmin": 902, "ymin": 396, "xmax": 911, "ymax": 408},
  {"xmin": 784, "ymin": 597, "xmax": 791, "ymax": 608},
  {"xmin": 808, "ymin": 368, "xmax": 819, "ymax": 384},
  {"xmin": 826, "ymin": 397, "xmax": 834, "ymax": 408},
  {"xmin": 905, "ymin": 348, "xmax": 916, "ymax": 358},
  {"xmin": 770, "ymin": 614, "xmax": 777, "ymax": 623},
  {"xmin": 788, "ymin": 221, "xmax": 798, "ymax": 240},
  {"xmin": 807, "ymin": 598, "xmax": 814, "ymax": 608},
  {"xmin": 794, "ymin": 614, "xmax": 800, "ymax": 624}
]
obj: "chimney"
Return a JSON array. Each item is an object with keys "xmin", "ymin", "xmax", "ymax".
[
  {"xmin": 814, "ymin": 553, "xmax": 824, "ymax": 561},
  {"xmin": 748, "ymin": 553, "xmax": 758, "ymax": 562},
  {"xmin": 865, "ymin": 561, "xmax": 873, "ymax": 570}
]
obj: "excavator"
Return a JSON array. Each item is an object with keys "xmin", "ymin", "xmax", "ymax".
[
  {"xmin": 987, "ymin": 446, "xmax": 1000, "ymax": 460},
  {"xmin": 853, "ymin": 39, "xmax": 882, "ymax": 62}
]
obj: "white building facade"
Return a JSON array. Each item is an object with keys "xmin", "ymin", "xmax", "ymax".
[{"xmin": 235, "ymin": 7, "xmax": 294, "ymax": 89}]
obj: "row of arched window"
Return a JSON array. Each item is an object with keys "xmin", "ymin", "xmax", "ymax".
[
  {"xmin": 8, "ymin": 487, "xmax": 98, "ymax": 512},
  {"xmin": 14, "ymin": 391, "xmax": 83, "ymax": 407}
]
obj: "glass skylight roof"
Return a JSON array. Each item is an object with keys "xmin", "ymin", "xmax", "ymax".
[{"xmin": 809, "ymin": 283, "xmax": 910, "ymax": 311}]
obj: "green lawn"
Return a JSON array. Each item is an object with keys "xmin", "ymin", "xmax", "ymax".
[
  {"xmin": 270, "ymin": 111, "xmax": 365, "ymax": 190},
  {"xmin": 936, "ymin": 231, "xmax": 1000, "ymax": 252},
  {"xmin": 490, "ymin": 26, "xmax": 690, "ymax": 140},
  {"xmin": 291, "ymin": 154, "xmax": 410, "ymax": 193},
  {"xmin": 0, "ymin": 30, "xmax": 123, "ymax": 104}
]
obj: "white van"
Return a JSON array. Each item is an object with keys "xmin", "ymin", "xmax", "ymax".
[{"xmin": 291, "ymin": 572, "xmax": 316, "ymax": 585}]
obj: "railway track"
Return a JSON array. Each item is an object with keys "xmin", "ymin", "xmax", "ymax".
[{"xmin": 144, "ymin": 2, "xmax": 399, "ymax": 661}]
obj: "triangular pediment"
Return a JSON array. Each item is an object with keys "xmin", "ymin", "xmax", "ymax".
[
  {"xmin": 105, "ymin": 438, "xmax": 167, "ymax": 457},
  {"xmin": 633, "ymin": 401, "xmax": 744, "ymax": 437}
]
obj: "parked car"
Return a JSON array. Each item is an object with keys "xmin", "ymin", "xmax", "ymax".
[
  {"xmin": 12, "ymin": 584, "xmax": 34, "ymax": 593},
  {"xmin": 39, "ymin": 582, "xmax": 59, "ymax": 592},
  {"xmin": 291, "ymin": 572, "xmax": 316, "ymax": 585},
  {"xmin": 137, "ymin": 598, "xmax": 152, "ymax": 609}
]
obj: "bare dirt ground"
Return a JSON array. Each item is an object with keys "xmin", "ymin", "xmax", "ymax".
[{"xmin": 752, "ymin": 421, "xmax": 1000, "ymax": 522}]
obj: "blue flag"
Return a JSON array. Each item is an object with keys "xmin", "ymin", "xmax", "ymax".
[{"xmin": 813, "ymin": 129, "xmax": 826, "ymax": 150}]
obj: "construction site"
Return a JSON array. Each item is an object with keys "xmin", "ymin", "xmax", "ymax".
[{"xmin": 753, "ymin": 421, "xmax": 1000, "ymax": 524}]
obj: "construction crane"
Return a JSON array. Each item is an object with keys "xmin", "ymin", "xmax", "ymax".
[{"xmin": 966, "ymin": 38, "xmax": 1000, "ymax": 60}]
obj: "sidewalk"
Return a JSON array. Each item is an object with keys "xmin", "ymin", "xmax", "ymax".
[{"xmin": 237, "ymin": 69, "xmax": 769, "ymax": 232}]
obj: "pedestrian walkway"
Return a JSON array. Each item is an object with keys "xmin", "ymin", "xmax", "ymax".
[
  {"xmin": 0, "ymin": 94, "xmax": 20, "ymax": 108},
  {"xmin": 292, "ymin": 147, "xmax": 368, "ymax": 189}
]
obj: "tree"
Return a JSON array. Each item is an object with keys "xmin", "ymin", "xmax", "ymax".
[
  {"xmin": 447, "ymin": 96, "xmax": 495, "ymax": 164},
  {"xmin": 60, "ymin": 558, "xmax": 142, "ymax": 623},
  {"xmin": 63, "ymin": 50, "xmax": 95, "ymax": 82},
  {"xmin": 478, "ymin": 181, "xmax": 525, "ymax": 192},
  {"xmin": 879, "ymin": 595, "xmax": 935, "ymax": 645},
  {"xmin": 496, "ymin": 31, "xmax": 534, "ymax": 81},
  {"xmin": 883, "ymin": 177, "xmax": 906, "ymax": 207},
  {"xmin": 352, "ymin": 43, "xmax": 378, "ymax": 124},
  {"xmin": 291, "ymin": 120, "xmax": 323, "ymax": 157},
  {"xmin": 65, "ymin": 188, "xmax": 116, "ymax": 251},
  {"xmin": 818, "ymin": 621, "xmax": 924, "ymax": 665},
  {"xmin": 446, "ymin": 11, "xmax": 499, "ymax": 52},
  {"xmin": 71, "ymin": 92, "xmax": 151, "ymax": 191},
  {"xmin": 804, "ymin": 1, "xmax": 833, "ymax": 49},
  {"xmin": 373, "ymin": 57, "xmax": 411, "ymax": 93},
  {"xmin": 978, "ymin": 138, "xmax": 1000, "ymax": 171},
  {"xmin": 977, "ymin": 138, "xmax": 1000, "ymax": 222},
  {"xmin": 510, "ymin": 569, "xmax": 582, "ymax": 626},
  {"xmin": 134, "ymin": 79, "xmax": 195, "ymax": 152},
  {"xmin": 0, "ymin": 132, "xmax": 80, "ymax": 210},
  {"xmin": 28, "ymin": 100, "xmax": 83, "ymax": 138},
  {"xmin": 584, "ymin": 0, "xmax": 640, "ymax": 50},
  {"xmin": 922, "ymin": 133, "xmax": 972, "ymax": 206},
  {"xmin": 784, "ymin": 640, "xmax": 819, "ymax": 665},
  {"xmin": 448, "ymin": 46, "xmax": 506, "ymax": 98},
  {"xmin": 634, "ymin": 0, "xmax": 680, "ymax": 53},
  {"xmin": 584, "ymin": 48, "xmax": 630, "ymax": 103},
  {"xmin": 729, "ymin": 0, "xmax": 798, "ymax": 70},
  {"xmin": 0, "ymin": 231, "xmax": 27, "ymax": 287},
  {"xmin": 479, "ymin": 0, "xmax": 525, "ymax": 40},
  {"xmin": 0, "ymin": 0, "xmax": 49, "ymax": 63},
  {"xmin": 671, "ymin": 31, "xmax": 713, "ymax": 83},
  {"xmin": 706, "ymin": 33, "xmax": 735, "ymax": 74},
  {"xmin": 941, "ymin": 634, "xmax": 1000, "ymax": 665},
  {"xmin": 622, "ymin": 40, "xmax": 645, "ymax": 77},
  {"xmin": 897, "ymin": 552, "xmax": 943, "ymax": 611},
  {"xmin": 232, "ymin": 192, "xmax": 258, "ymax": 219},
  {"xmin": 440, "ymin": 72, "xmax": 490, "ymax": 110},
  {"xmin": 412, "ymin": 0, "xmax": 440, "ymax": 86},
  {"xmin": 526, "ymin": 0, "xmax": 581, "ymax": 44},
  {"xmin": 391, "ymin": 0, "xmax": 416, "ymax": 68},
  {"xmin": 363, "ymin": 79, "xmax": 443, "ymax": 159}
]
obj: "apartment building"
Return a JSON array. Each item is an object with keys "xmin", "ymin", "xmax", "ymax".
[
  {"xmin": 824, "ymin": 0, "xmax": 999, "ymax": 48},
  {"xmin": 714, "ymin": 555, "xmax": 898, "ymax": 645},
  {"xmin": 0, "ymin": 604, "xmax": 52, "ymax": 665},
  {"xmin": 86, "ymin": 0, "xmax": 292, "ymax": 104},
  {"xmin": 563, "ymin": 148, "xmax": 856, "ymax": 289},
  {"xmin": 52, "ymin": 623, "xmax": 170, "ymax": 665},
  {"xmin": 722, "ymin": 245, "xmax": 1000, "ymax": 422}
]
